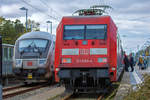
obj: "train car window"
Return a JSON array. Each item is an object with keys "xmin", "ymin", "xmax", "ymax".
[
  {"xmin": 63, "ymin": 25, "xmax": 84, "ymax": 40},
  {"xmin": 4, "ymin": 47, "xmax": 8, "ymax": 61},
  {"xmin": 19, "ymin": 39, "xmax": 48, "ymax": 53},
  {"xmin": 85, "ymin": 25, "xmax": 107, "ymax": 39},
  {"xmin": 8, "ymin": 48, "xmax": 13, "ymax": 61}
]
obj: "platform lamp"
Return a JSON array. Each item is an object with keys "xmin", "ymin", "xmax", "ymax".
[
  {"xmin": 20, "ymin": 7, "xmax": 28, "ymax": 32},
  {"xmin": 46, "ymin": 21, "xmax": 52, "ymax": 34},
  {"xmin": 0, "ymin": 35, "xmax": 2, "ymax": 100}
]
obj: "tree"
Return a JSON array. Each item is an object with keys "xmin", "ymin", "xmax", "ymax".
[
  {"xmin": 0, "ymin": 17, "xmax": 40, "ymax": 44},
  {"xmin": 0, "ymin": 17, "xmax": 25, "ymax": 44},
  {"xmin": 27, "ymin": 19, "xmax": 40, "ymax": 31}
]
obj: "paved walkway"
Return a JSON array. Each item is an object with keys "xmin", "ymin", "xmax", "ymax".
[
  {"xmin": 135, "ymin": 65, "xmax": 150, "ymax": 75},
  {"xmin": 115, "ymin": 65, "xmax": 150, "ymax": 100},
  {"xmin": 114, "ymin": 71, "xmax": 131, "ymax": 100}
]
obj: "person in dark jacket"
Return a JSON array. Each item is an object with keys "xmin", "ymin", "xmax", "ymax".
[
  {"xmin": 123, "ymin": 52, "xmax": 130, "ymax": 72},
  {"xmin": 129, "ymin": 54, "xmax": 134, "ymax": 72}
]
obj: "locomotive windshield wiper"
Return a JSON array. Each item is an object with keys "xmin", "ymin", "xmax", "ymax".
[
  {"xmin": 20, "ymin": 49, "xmax": 25, "ymax": 57},
  {"xmin": 33, "ymin": 44, "xmax": 42, "ymax": 57}
]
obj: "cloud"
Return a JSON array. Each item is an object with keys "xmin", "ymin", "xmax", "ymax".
[
  {"xmin": 0, "ymin": 0, "xmax": 150, "ymax": 54},
  {"xmin": 0, "ymin": 4, "xmax": 22, "ymax": 17}
]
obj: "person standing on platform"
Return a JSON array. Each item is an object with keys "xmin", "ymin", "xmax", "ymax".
[
  {"xmin": 143, "ymin": 57, "xmax": 148, "ymax": 69},
  {"xmin": 138, "ymin": 56, "xmax": 143, "ymax": 70},
  {"xmin": 129, "ymin": 53, "xmax": 134, "ymax": 72},
  {"xmin": 123, "ymin": 52, "xmax": 130, "ymax": 72}
]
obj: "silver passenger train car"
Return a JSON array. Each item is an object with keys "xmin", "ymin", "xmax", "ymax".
[{"xmin": 13, "ymin": 31, "xmax": 55, "ymax": 83}]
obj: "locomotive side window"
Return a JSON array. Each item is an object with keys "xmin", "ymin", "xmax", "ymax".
[
  {"xmin": 86, "ymin": 25, "xmax": 107, "ymax": 39},
  {"xmin": 63, "ymin": 25, "xmax": 84, "ymax": 40}
]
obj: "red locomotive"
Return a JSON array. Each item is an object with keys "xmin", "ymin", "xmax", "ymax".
[{"xmin": 54, "ymin": 5, "xmax": 124, "ymax": 93}]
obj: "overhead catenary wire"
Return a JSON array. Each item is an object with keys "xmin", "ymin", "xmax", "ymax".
[
  {"xmin": 39, "ymin": 0, "xmax": 62, "ymax": 17},
  {"xmin": 20, "ymin": 0, "xmax": 60, "ymax": 21}
]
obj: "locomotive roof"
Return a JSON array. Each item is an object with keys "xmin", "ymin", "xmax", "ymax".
[
  {"xmin": 62, "ymin": 15, "xmax": 111, "ymax": 19},
  {"xmin": 61, "ymin": 15, "xmax": 116, "ymax": 29},
  {"xmin": 17, "ymin": 31, "xmax": 53, "ymax": 41}
]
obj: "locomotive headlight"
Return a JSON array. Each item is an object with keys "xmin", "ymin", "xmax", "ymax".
[
  {"xmin": 15, "ymin": 59, "xmax": 22, "ymax": 67},
  {"xmin": 39, "ymin": 59, "xmax": 46, "ymax": 65},
  {"xmin": 98, "ymin": 58, "xmax": 107, "ymax": 63},
  {"xmin": 62, "ymin": 58, "xmax": 71, "ymax": 63},
  {"xmin": 112, "ymin": 67, "xmax": 116, "ymax": 71},
  {"xmin": 56, "ymin": 68, "xmax": 60, "ymax": 71}
]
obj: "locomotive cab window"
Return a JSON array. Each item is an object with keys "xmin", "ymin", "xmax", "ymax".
[
  {"xmin": 63, "ymin": 24, "xmax": 107, "ymax": 40},
  {"xmin": 86, "ymin": 25, "xmax": 107, "ymax": 39},
  {"xmin": 19, "ymin": 39, "xmax": 48, "ymax": 53},
  {"xmin": 63, "ymin": 25, "xmax": 84, "ymax": 40}
]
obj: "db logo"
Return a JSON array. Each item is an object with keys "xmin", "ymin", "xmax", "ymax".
[{"xmin": 79, "ymin": 49, "xmax": 89, "ymax": 55}]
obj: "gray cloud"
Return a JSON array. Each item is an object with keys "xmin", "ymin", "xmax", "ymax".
[{"xmin": 0, "ymin": 0, "xmax": 150, "ymax": 54}]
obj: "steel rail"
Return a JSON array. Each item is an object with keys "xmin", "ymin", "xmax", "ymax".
[
  {"xmin": 3, "ymin": 85, "xmax": 25, "ymax": 92},
  {"xmin": 3, "ymin": 84, "xmax": 47, "ymax": 99}
]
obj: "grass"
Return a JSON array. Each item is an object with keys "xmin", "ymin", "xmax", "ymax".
[
  {"xmin": 124, "ymin": 74, "xmax": 150, "ymax": 100},
  {"xmin": 104, "ymin": 82, "xmax": 120, "ymax": 100}
]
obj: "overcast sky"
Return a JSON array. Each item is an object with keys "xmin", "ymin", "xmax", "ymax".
[{"xmin": 0, "ymin": 0, "xmax": 150, "ymax": 54}]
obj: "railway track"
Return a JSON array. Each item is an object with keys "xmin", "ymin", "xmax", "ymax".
[
  {"xmin": 61, "ymin": 92, "xmax": 104, "ymax": 100},
  {"xmin": 2, "ymin": 83, "xmax": 48, "ymax": 99},
  {"xmin": 3, "ymin": 85, "xmax": 25, "ymax": 92}
]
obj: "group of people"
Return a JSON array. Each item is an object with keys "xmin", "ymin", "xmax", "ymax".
[
  {"xmin": 138, "ymin": 56, "xmax": 148, "ymax": 70},
  {"xmin": 124, "ymin": 52, "xmax": 148, "ymax": 72},
  {"xmin": 124, "ymin": 53, "xmax": 134, "ymax": 72}
]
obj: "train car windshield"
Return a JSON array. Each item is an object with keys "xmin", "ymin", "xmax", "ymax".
[
  {"xmin": 63, "ymin": 25, "xmax": 84, "ymax": 40},
  {"xmin": 63, "ymin": 24, "xmax": 107, "ymax": 40},
  {"xmin": 86, "ymin": 25, "xmax": 107, "ymax": 39},
  {"xmin": 19, "ymin": 39, "xmax": 48, "ymax": 53}
]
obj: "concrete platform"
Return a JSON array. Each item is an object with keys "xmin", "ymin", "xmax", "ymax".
[
  {"xmin": 114, "ymin": 71, "xmax": 131, "ymax": 100},
  {"xmin": 115, "ymin": 65, "xmax": 150, "ymax": 100},
  {"xmin": 135, "ymin": 65, "xmax": 150, "ymax": 75}
]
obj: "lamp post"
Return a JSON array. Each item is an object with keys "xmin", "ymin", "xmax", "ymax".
[
  {"xmin": 46, "ymin": 21, "xmax": 52, "ymax": 34},
  {"xmin": 20, "ymin": 7, "xmax": 28, "ymax": 32}
]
